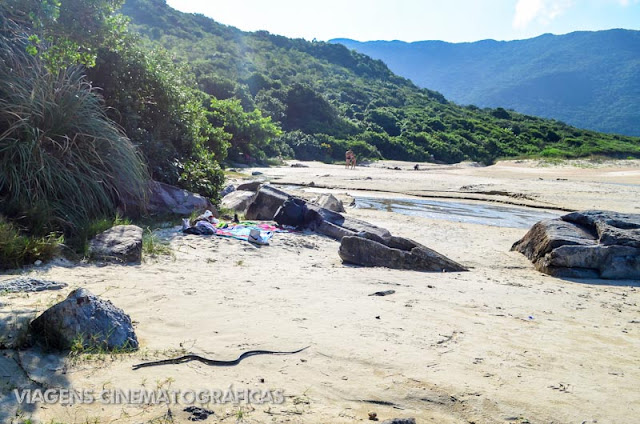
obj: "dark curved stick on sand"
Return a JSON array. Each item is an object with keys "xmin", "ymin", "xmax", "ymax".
[{"xmin": 132, "ymin": 346, "xmax": 309, "ymax": 370}]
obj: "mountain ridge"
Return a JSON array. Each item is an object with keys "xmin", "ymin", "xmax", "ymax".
[{"xmin": 331, "ymin": 29, "xmax": 640, "ymax": 136}]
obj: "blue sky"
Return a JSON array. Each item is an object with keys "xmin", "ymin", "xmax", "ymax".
[{"xmin": 165, "ymin": 0, "xmax": 640, "ymax": 42}]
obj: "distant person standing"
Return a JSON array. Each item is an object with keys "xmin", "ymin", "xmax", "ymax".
[
  {"xmin": 350, "ymin": 152, "xmax": 357, "ymax": 169},
  {"xmin": 345, "ymin": 149, "xmax": 354, "ymax": 169}
]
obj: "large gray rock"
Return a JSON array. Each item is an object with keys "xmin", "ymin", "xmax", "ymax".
[
  {"xmin": 118, "ymin": 181, "xmax": 214, "ymax": 217},
  {"xmin": 221, "ymin": 190, "xmax": 257, "ymax": 213},
  {"xmin": 148, "ymin": 181, "xmax": 215, "ymax": 216},
  {"xmin": 245, "ymin": 185, "xmax": 291, "ymax": 220},
  {"xmin": 89, "ymin": 225, "xmax": 143, "ymax": 263},
  {"xmin": 512, "ymin": 210, "xmax": 640, "ymax": 279},
  {"xmin": 311, "ymin": 193, "xmax": 345, "ymax": 213},
  {"xmin": 220, "ymin": 184, "xmax": 236, "ymax": 198},
  {"xmin": 305, "ymin": 203, "xmax": 391, "ymax": 241},
  {"xmin": 30, "ymin": 288, "xmax": 138, "ymax": 351},
  {"xmin": 339, "ymin": 233, "xmax": 467, "ymax": 272}
]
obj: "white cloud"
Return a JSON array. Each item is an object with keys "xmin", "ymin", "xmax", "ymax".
[
  {"xmin": 513, "ymin": 0, "xmax": 575, "ymax": 29},
  {"xmin": 618, "ymin": 0, "xmax": 640, "ymax": 6}
]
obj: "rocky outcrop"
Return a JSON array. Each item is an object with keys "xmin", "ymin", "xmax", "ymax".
[
  {"xmin": 119, "ymin": 181, "xmax": 215, "ymax": 217},
  {"xmin": 512, "ymin": 210, "xmax": 640, "ymax": 279},
  {"xmin": 30, "ymin": 288, "xmax": 138, "ymax": 351},
  {"xmin": 148, "ymin": 181, "xmax": 214, "ymax": 216},
  {"xmin": 246, "ymin": 186, "xmax": 390, "ymax": 240},
  {"xmin": 339, "ymin": 232, "xmax": 467, "ymax": 273},
  {"xmin": 312, "ymin": 193, "xmax": 345, "ymax": 213},
  {"xmin": 305, "ymin": 203, "xmax": 391, "ymax": 240},
  {"xmin": 245, "ymin": 185, "xmax": 291, "ymax": 220},
  {"xmin": 89, "ymin": 225, "xmax": 143, "ymax": 264},
  {"xmin": 245, "ymin": 186, "xmax": 463, "ymax": 272},
  {"xmin": 221, "ymin": 190, "xmax": 257, "ymax": 214}
]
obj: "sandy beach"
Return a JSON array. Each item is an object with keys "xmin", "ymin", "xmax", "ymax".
[{"xmin": 1, "ymin": 159, "xmax": 640, "ymax": 424}]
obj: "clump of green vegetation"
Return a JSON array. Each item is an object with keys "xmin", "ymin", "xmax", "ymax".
[
  {"xmin": 0, "ymin": 13, "xmax": 148, "ymax": 235},
  {"xmin": 0, "ymin": 217, "xmax": 62, "ymax": 270},
  {"xmin": 142, "ymin": 228, "xmax": 173, "ymax": 258}
]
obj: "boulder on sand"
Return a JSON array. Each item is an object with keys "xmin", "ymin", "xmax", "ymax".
[
  {"xmin": 30, "ymin": 288, "xmax": 138, "ymax": 351},
  {"xmin": 339, "ymin": 232, "xmax": 468, "ymax": 272},
  {"xmin": 147, "ymin": 181, "xmax": 215, "ymax": 216},
  {"xmin": 221, "ymin": 190, "xmax": 257, "ymax": 214},
  {"xmin": 89, "ymin": 225, "xmax": 143, "ymax": 264},
  {"xmin": 119, "ymin": 180, "xmax": 215, "ymax": 217},
  {"xmin": 512, "ymin": 210, "xmax": 640, "ymax": 279},
  {"xmin": 311, "ymin": 193, "xmax": 345, "ymax": 213},
  {"xmin": 245, "ymin": 185, "xmax": 291, "ymax": 220}
]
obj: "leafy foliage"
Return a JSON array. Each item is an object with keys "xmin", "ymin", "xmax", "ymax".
[{"xmin": 0, "ymin": 15, "xmax": 148, "ymax": 233}]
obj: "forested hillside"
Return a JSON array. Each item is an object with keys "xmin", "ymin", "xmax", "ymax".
[
  {"xmin": 120, "ymin": 0, "xmax": 640, "ymax": 164},
  {"xmin": 333, "ymin": 30, "xmax": 640, "ymax": 136}
]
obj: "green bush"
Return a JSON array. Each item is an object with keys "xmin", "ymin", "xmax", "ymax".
[
  {"xmin": 0, "ymin": 25, "xmax": 148, "ymax": 233},
  {"xmin": 177, "ymin": 152, "xmax": 226, "ymax": 204},
  {"xmin": 0, "ymin": 217, "xmax": 62, "ymax": 270}
]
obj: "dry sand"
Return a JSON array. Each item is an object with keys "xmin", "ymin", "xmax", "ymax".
[{"xmin": 1, "ymin": 160, "xmax": 640, "ymax": 424}]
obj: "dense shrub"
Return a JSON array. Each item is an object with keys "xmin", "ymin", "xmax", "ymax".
[{"xmin": 0, "ymin": 25, "xmax": 148, "ymax": 233}]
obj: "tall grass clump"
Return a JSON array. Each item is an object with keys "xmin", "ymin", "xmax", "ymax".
[
  {"xmin": 0, "ymin": 14, "xmax": 149, "ymax": 235},
  {"xmin": 0, "ymin": 216, "xmax": 62, "ymax": 270}
]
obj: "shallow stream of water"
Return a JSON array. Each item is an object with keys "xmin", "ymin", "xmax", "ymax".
[{"xmin": 354, "ymin": 196, "xmax": 559, "ymax": 228}]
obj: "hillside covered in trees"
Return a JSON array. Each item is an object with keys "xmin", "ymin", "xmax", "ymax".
[
  {"xmin": 121, "ymin": 0, "xmax": 640, "ymax": 165},
  {"xmin": 332, "ymin": 30, "xmax": 640, "ymax": 137}
]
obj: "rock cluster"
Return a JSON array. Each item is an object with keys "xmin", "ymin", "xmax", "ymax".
[{"xmin": 245, "ymin": 185, "xmax": 465, "ymax": 273}]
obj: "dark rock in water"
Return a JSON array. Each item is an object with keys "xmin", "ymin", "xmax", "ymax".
[
  {"xmin": 252, "ymin": 171, "xmax": 263, "ymax": 176},
  {"xmin": 512, "ymin": 210, "xmax": 640, "ymax": 279},
  {"xmin": 339, "ymin": 234, "xmax": 467, "ymax": 273},
  {"xmin": 236, "ymin": 180, "xmax": 262, "ymax": 192},
  {"xmin": 89, "ymin": 225, "xmax": 143, "ymax": 264},
  {"xmin": 381, "ymin": 419, "xmax": 416, "ymax": 424},
  {"xmin": 245, "ymin": 185, "xmax": 291, "ymax": 220},
  {"xmin": 0, "ymin": 278, "xmax": 67, "ymax": 293},
  {"xmin": 221, "ymin": 190, "xmax": 257, "ymax": 214},
  {"xmin": 30, "ymin": 288, "xmax": 138, "ymax": 351},
  {"xmin": 290, "ymin": 163, "xmax": 309, "ymax": 168}
]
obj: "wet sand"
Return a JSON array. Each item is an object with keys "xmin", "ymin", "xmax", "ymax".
[{"xmin": 1, "ymin": 160, "xmax": 639, "ymax": 424}]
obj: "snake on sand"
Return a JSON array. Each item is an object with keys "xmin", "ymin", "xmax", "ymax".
[{"xmin": 132, "ymin": 346, "xmax": 309, "ymax": 370}]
